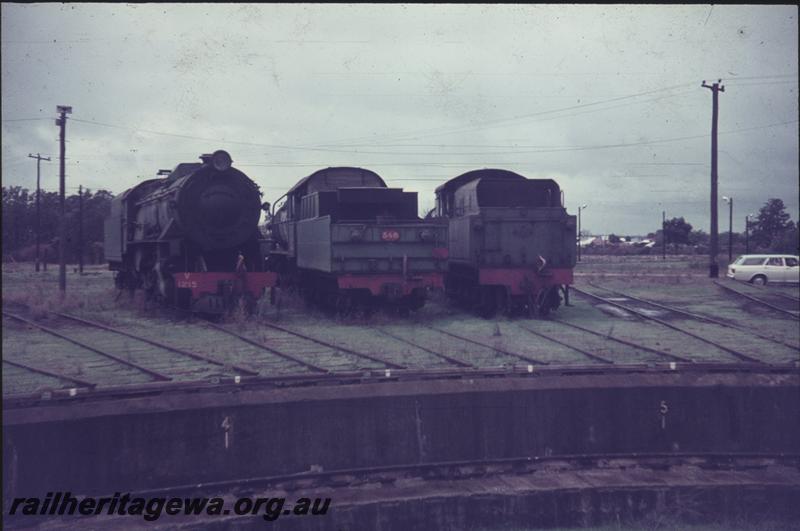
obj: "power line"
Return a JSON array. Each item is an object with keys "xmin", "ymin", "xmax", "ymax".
[
  {"xmin": 319, "ymin": 82, "xmax": 698, "ymax": 147},
  {"xmin": 68, "ymin": 104, "xmax": 796, "ymax": 161},
  {"xmin": 721, "ymin": 74, "xmax": 796, "ymax": 81},
  {"xmin": 230, "ymin": 119, "xmax": 799, "ymax": 165},
  {"xmin": 1, "ymin": 118, "xmax": 50, "ymax": 123},
  {"xmin": 723, "ymin": 80, "xmax": 798, "ymax": 87},
  {"xmin": 327, "ymin": 89, "xmax": 699, "ymax": 149},
  {"xmin": 68, "ymin": 82, "xmax": 695, "ymax": 153}
]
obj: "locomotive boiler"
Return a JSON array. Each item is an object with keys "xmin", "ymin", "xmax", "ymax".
[
  {"xmin": 104, "ymin": 150, "xmax": 276, "ymax": 313},
  {"xmin": 265, "ymin": 167, "xmax": 447, "ymax": 312},
  {"xmin": 434, "ymin": 169, "xmax": 576, "ymax": 317}
]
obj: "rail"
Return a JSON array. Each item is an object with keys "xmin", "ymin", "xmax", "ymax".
[
  {"xmin": 427, "ymin": 326, "xmax": 548, "ymax": 365},
  {"xmin": 714, "ymin": 280, "xmax": 800, "ymax": 320},
  {"xmin": 3, "ymin": 310, "xmax": 172, "ymax": 381},
  {"xmin": 259, "ymin": 319, "xmax": 406, "ymax": 369},
  {"xmin": 375, "ymin": 328, "xmax": 474, "ymax": 368},
  {"xmin": 122, "ymin": 451, "xmax": 800, "ymax": 498},
  {"xmin": 53, "ymin": 312, "xmax": 261, "ymax": 376},
  {"xmin": 514, "ymin": 323, "xmax": 614, "ymax": 364},
  {"xmin": 588, "ymin": 283, "xmax": 800, "ymax": 351},
  {"xmin": 570, "ymin": 287, "xmax": 763, "ymax": 364}
]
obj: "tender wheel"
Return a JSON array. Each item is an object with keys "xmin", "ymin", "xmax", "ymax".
[
  {"xmin": 478, "ymin": 287, "xmax": 498, "ymax": 318},
  {"xmin": 751, "ymin": 275, "xmax": 767, "ymax": 286}
]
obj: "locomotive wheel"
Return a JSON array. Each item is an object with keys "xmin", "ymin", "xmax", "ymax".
[
  {"xmin": 406, "ymin": 289, "xmax": 427, "ymax": 312},
  {"xmin": 301, "ymin": 288, "xmax": 314, "ymax": 308},
  {"xmin": 335, "ymin": 294, "xmax": 353, "ymax": 316},
  {"xmin": 533, "ymin": 286, "xmax": 559, "ymax": 319},
  {"xmin": 478, "ymin": 286, "xmax": 498, "ymax": 318},
  {"xmin": 143, "ymin": 270, "xmax": 159, "ymax": 301}
]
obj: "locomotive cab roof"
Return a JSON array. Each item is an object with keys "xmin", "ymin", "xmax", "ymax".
[
  {"xmin": 287, "ymin": 167, "xmax": 386, "ymax": 198},
  {"xmin": 464, "ymin": 177, "xmax": 561, "ymax": 208},
  {"xmin": 435, "ymin": 169, "xmax": 562, "ymax": 212},
  {"xmin": 435, "ymin": 168, "xmax": 526, "ymax": 198}
]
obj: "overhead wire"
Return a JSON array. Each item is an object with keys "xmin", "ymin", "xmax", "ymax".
[{"xmin": 66, "ymin": 82, "xmax": 697, "ymax": 155}]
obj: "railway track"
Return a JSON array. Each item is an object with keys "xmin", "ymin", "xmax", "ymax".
[
  {"xmin": 571, "ymin": 286, "xmax": 767, "ymax": 364},
  {"xmin": 714, "ymin": 280, "xmax": 800, "ymax": 320},
  {"xmin": 107, "ymin": 451, "xmax": 800, "ymax": 499},
  {"xmin": 513, "ymin": 322, "xmax": 614, "ymax": 364},
  {"xmin": 2, "ymin": 307, "xmax": 324, "ymax": 392},
  {"xmin": 168, "ymin": 303, "xmax": 383, "ymax": 373},
  {"xmin": 5, "ymin": 287, "xmax": 798, "ymax": 400},
  {"xmin": 3, "ymin": 357, "xmax": 98, "ymax": 391},
  {"xmin": 4, "ymin": 360, "xmax": 795, "ymax": 405},
  {"xmin": 588, "ymin": 283, "xmax": 800, "ymax": 352},
  {"xmin": 3, "ymin": 310, "xmax": 174, "ymax": 385},
  {"xmin": 3, "ymin": 302, "xmax": 415, "ymax": 392},
  {"xmin": 53, "ymin": 311, "xmax": 262, "ymax": 375},
  {"xmin": 516, "ymin": 320, "xmax": 691, "ymax": 364},
  {"xmin": 375, "ymin": 328, "xmax": 474, "ymax": 368},
  {"xmin": 199, "ymin": 321, "xmax": 329, "ymax": 373},
  {"xmin": 257, "ymin": 319, "xmax": 407, "ymax": 370},
  {"xmin": 716, "ymin": 277, "xmax": 800, "ymax": 302},
  {"xmin": 426, "ymin": 325, "xmax": 550, "ymax": 365}
]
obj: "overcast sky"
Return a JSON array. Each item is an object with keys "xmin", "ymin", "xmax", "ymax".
[{"xmin": 2, "ymin": 4, "xmax": 797, "ymax": 234}]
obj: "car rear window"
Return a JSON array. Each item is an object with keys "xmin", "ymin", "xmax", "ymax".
[
  {"xmin": 767, "ymin": 257, "xmax": 784, "ymax": 266},
  {"xmin": 741, "ymin": 257, "xmax": 766, "ymax": 265},
  {"xmin": 786, "ymin": 257, "xmax": 799, "ymax": 267}
]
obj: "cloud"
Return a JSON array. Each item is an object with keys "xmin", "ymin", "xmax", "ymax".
[{"xmin": 2, "ymin": 4, "xmax": 797, "ymax": 234}]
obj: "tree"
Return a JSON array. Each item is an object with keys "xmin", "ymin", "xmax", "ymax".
[
  {"xmin": 663, "ymin": 217, "xmax": 692, "ymax": 250},
  {"xmin": 2, "ymin": 186, "xmax": 113, "ymax": 263},
  {"xmin": 770, "ymin": 225, "xmax": 799, "ymax": 253},
  {"xmin": 688, "ymin": 229, "xmax": 709, "ymax": 246},
  {"xmin": 751, "ymin": 198, "xmax": 795, "ymax": 250},
  {"xmin": 608, "ymin": 233, "xmax": 621, "ymax": 244},
  {"xmin": 1, "ymin": 186, "xmax": 33, "ymax": 256}
]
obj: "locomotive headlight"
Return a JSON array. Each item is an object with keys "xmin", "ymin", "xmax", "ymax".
[{"xmin": 211, "ymin": 150, "xmax": 233, "ymax": 171}]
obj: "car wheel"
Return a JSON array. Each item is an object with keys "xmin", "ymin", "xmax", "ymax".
[{"xmin": 751, "ymin": 275, "xmax": 767, "ymax": 286}]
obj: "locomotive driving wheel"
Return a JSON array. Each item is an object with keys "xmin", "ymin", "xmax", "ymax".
[
  {"xmin": 142, "ymin": 270, "xmax": 159, "ymax": 301},
  {"xmin": 478, "ymin": 286, "xmax": 503, "ymax": 318}
]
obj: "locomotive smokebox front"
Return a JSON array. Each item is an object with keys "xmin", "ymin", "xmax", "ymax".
[{"xmin": 175, "ymin": 151, "xmax": 262, "ymax": 251}]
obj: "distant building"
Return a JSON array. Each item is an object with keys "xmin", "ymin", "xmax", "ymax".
[{"xmin": 579, "ymin": 235, "xmax": 655, "ymax": 248}]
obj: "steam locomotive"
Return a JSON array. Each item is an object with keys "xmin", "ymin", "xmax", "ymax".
[
  {"xmin": 433, "ymin": 169, "xmax": 576, "ymax": 317},
  {"xmin": 265, "ymin": 167, "xmax": 447, "ymax": 311},
  {"xmin": 104, "ymin": 150, "xmax": 276, "ymax": 313}
]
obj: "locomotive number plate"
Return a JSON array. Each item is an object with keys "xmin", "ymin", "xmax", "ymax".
[{"xmin": 381, "ymin": 230, "xmax": 400, "ymax": 241}]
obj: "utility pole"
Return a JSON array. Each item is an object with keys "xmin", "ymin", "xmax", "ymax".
[
  {"xmin": 28, "ymin": 153, "xmax": 51, "ymax": 272},
  {"xmin": 723, "ymin": 196, "xmax": 733, "ymax": 263},
  {"xmin": 662, "ymin": 210, "xmax": 666, "ymax": 260},
  {"xmin": 745, "ymin": 213, "xmax": 753, "ymax": 254},
  {"xmin": 702, "ymin": 79, "xmax": 724, "ymax": 278},
  {"xmin": 78, "ymin": 184, "xmax": 84, "ymax": 274},
  {"xmin": 577, "ymin": 204, "xmax": 587, "ymax": 262},
  {"xmin": 56, "ymin": 105, "xmax": 72, "ymax": 295}
]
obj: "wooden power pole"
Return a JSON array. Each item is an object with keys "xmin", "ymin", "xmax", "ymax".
[
  {"xmin": 78, "ymin": 184, "xmax": 84, "ymax": 274},
  {"xmin": 28, "ymin": 153, "xmax": 51, "ymax": 272},
  {"xmin": 702, "ymin": 80, "xmax": 724, "ymax": 278},
  {"xmin": 56, "ymin": 105, "xmax": 72, "ymax": 295}
]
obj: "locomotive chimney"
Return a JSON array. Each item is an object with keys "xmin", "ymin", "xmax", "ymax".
[{"xmin": 200, "ymin": 150, "xmax": 233, "ymax": 171}]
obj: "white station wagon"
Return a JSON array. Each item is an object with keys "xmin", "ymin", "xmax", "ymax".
[{"xmin": 727, "ymin": 254, "xmax": 800, "ymax": 285}]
